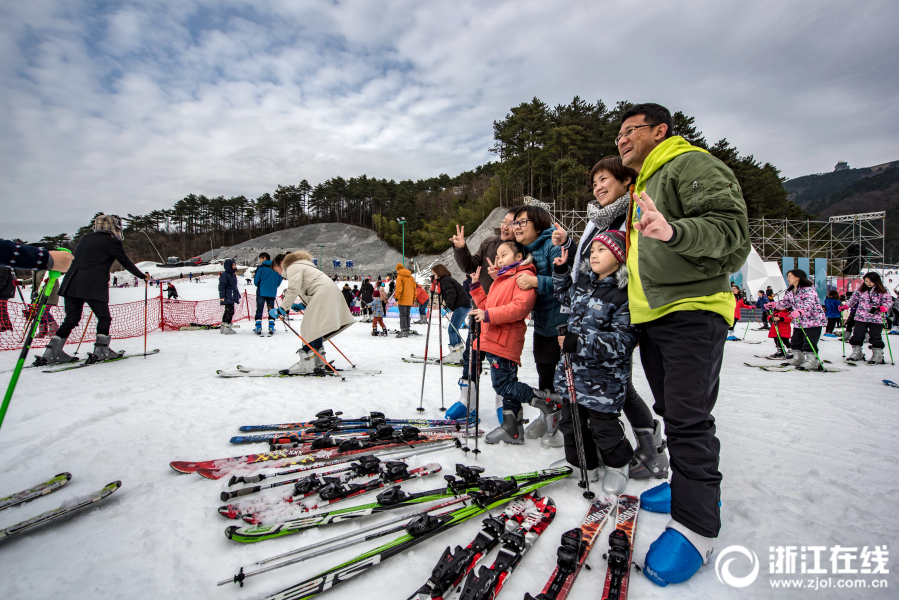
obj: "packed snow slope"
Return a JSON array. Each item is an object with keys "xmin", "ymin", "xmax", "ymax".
[
  {"xmin": 196, "ymin": 222, "xmax": 406, "ymax": 277},
  {"xmin": 0, "ymin": 279, "xmax": 897, "ymax": 599}
]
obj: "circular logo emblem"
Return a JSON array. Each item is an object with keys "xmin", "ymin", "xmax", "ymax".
[{"xmin": 715, "ymin": 545, "xmax": 760, "ymax": 588}]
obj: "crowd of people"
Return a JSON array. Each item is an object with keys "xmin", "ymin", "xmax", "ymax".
[{"xmin": 2, "ymin": 103, "xmax": 898, "ymax": 589}]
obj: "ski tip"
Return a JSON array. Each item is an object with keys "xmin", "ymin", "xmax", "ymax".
[
  {"xmin": 197, "ymin": 468, "xmax": 225, "ymax": 480},
  {"xmin": 169, "ymin": 461, "xmax": 199, "ymax": 474}
]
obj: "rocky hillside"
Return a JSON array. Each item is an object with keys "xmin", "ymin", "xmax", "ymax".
[{"xmin": 783, "ymin": 160, "xmax": 899, "ymax": 208}]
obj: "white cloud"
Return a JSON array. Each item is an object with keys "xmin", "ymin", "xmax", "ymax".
[{"xmin": 0, "ymin": 0, "xmax": 897, "ymax": 240}]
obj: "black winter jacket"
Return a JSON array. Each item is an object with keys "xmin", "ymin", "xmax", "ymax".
[
  {"xmin": 59, "ymin": 232, "xmax": 144, "ymax": 302},
  {"xmin": 438, "ymin": 275, "xmax": 471, "ymax": 311},
  {"xmin": 360, "ymin": 282, "xmax": 374, "ymax": 304},
  {"xmin": 218, "ymin": 259, "xmax": 240, "ymax": 304}
]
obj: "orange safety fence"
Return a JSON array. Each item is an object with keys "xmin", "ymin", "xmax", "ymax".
[{"xmin": 0, "ymin": 289, "xmax": 258, "ymax": 351}]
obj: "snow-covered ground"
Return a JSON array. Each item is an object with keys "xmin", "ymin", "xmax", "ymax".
[{"xmin": 1, "ymin": 280, "xmax": 897, "ymax": 599}]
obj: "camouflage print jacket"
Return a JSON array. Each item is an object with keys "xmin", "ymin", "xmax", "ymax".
[{"xmin": 551, "ymin": 261, "xmax": 637, "ymax": 413}]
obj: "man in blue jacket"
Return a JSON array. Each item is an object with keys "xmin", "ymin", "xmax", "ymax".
[{"xmin": 254, "ymin": 252, "xmax": 282, "ymax": 335}]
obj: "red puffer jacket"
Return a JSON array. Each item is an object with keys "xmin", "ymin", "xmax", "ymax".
[
  {"xmin": 768, "ymin": 309, "xmax": 792, "ymax": 340},
  {"xmin": 468, "ymin": 258, "xmax": 537, "ymax": 365}
]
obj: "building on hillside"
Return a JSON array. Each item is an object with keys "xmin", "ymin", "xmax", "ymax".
[{"xmin": 834, "ymin": 161, "xmax": 849, "ymax": 171}]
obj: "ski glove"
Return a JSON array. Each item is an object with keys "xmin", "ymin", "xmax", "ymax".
[
  {"xmin": 291, "ymin": 303, "xmax": 305, "ymax": 312},
  {"xmin": 790, "ymin": 310, "xmax": 802, "ymax": 318},
  {"xmin": 562, "ymin": 332, "xmax": 579, "ymax": 354},
  {"xmin": 879, "ymin": 306, "xmax": 889, "ymax": 313},
  {"xmin": 269, "ymin": 307, "xmax": 288, "ymax": 319},
  {"xmin": 764, "ymin": 302, "xmax": 776, "ymax": 309}
]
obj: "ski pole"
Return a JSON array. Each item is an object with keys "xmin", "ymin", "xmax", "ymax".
[
  {"xmin": 16, "ymin": 276, "xmax": 46, "ymax": 344},
  {"xmin": 557, "ymin": 324, "xmax": 594, "ymax": 500},
  {"xmin": 73, "ymin": 311, "xmax": 94, "ymax": 355},
  {"xmin": 436, "ymin": 292, "xmax": 445, "ymax": 412},
  {"xmin": 840, "ymin": 311, "xmax": 846, "ymax": 357},
  {"xmin": 884, "ymin": 316, "xmax": 894, "ymax": 365},
  {"xmin": 472, "ymin": 317, "xmax": 481, "ymax": 456},
  {"xmin": 277, "ymin": 316, "xmax": 344, "ymax": 381},
  {"xmin": 416, "ymin": 287, "xmax": 436, "ymax": 413},
  {"xmin": 327, "ymin": 339, "xmax": 355, "ymax": 369},
  {"xmin": 1, "ymin": 255, "xmax": 67, "ymax": 433},
  {"xmin": 143, "ymin": 278, "xmax": 148, "ymax": 358},
  {"xmin": 461, "ymin": 313, "xmax": 475, "ymax": 454}
]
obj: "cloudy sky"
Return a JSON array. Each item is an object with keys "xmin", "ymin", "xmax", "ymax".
[{"xmin": 2, "ymin": 0, "xmax": 897, "ymax": 241}]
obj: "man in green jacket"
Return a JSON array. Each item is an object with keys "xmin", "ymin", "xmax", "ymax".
[{"xmin": 619, "ymin": 103, "xmax": 750, "ymax": 586}]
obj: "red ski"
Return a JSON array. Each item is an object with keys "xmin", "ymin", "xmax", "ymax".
[{"xmin": 600, "ymin": 495, "xmax": 640, "ymax": 600}]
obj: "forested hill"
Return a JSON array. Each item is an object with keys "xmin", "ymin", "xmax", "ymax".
[
  {"xmin": 32, "ymin": 97, "xmax": 809, "ymax": 263},
  {"xmin": 783, "ymin": 160, "xmax": 899, "ymax": 208}
]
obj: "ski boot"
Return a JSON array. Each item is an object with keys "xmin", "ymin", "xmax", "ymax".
[
  {"xmin": 640, "ymin": 481, "xmax": 672, "ymax": 513},
  {"xmin": 601, "ymin": 463, "xmax": 629, "ymax": 496},
  {"xmin": 550, "ymin": 457, "xmax": 601, "ymax": 482},
  {"xmin": 845, "ymin": 345, "xmax": 864, "ymax": 362},
  {"xmin": 787, "ymin": 349, "xmax": 804, "ymax": 366},
  {"xmin": 312, "ymin": 349, "xmax": 328, "ymax": 373},
  {"xmin": 34, "ymin": 335, "xmax": 76, "ymax": 366},
  {"xmin": 371, "ymin": 329, "xmax": 380, "ymax": 337},
  {"xmin": 286, "ymin": 349, "xmax": 317, "ymax": 374},
  {"xmin": 268, "ymin": 320, "xmax": 275, "ymax": 335},
  {"xmin": 221, "ymin": 321, "xmax": 236, "ymax": 335},
  {"xmin": 445, "ymin": 378, "xmax": 476, "ymax": 420},
  {"xmin": 495, "ymin": 394, "xmax": 504, "ymax": 424},
  {"xmin": 799, "ymin": 353, "xmax": 820, "ymax": 370},
  {"xmin": 444, "ymin": 343, "xmax": 464, "ymax": 364},
  {"xmin": 644, "ymin": 521, "xmax": 715, "ymax": 587},
  {"xmin": 254, "ymin": 320, "xmax": 262, "ymax": 335},
  {"xmin": 525, "ymin": 390, "xmax": 564, "ymax": 448},
  {"xmin": 629, "ymin": 419, "xmax": 670, "ymax": 479},
  {"xmin": 485, "ymin": 407, "xmax": 525, "ymax": 445},
  {"xmin": 380, "ymin": 328, "xmax": 389, "ymax": 337},
  {"xmin": 88, "ymin": 334, "xmax": 122, "ymax": 362},
  {"xmin": 868, "ymin": 348, "xmax": 886, "ymax": 365}
]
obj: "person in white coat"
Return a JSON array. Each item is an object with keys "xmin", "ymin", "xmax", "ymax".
[{"xmin": 272, "ymin": 251, "xmax": 355, "ymax": 373}]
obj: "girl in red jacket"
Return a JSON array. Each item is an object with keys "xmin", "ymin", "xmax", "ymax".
[
  {"xmin": 468, "ymin": 240, "xmax": 538, "ymax": 445},
  {"xmin": 766, "ymin": 308, "xmax": 793, "ymax": 360}
]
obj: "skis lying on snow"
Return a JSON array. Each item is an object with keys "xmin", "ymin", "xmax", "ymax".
[
  {"xmin": 0, "ymin": 481, "xmax": 122, "ymax": 541},
  {"xmin": 525, "ymin": 497, "xmax": 616, "ymax": 600},
  {"xmin": 407, "ymin": 494, "xmax": 543, "ymax": 600},
  {"xmin": 169, "ymin": 434, "xmax": 460, "ymax": 478},
  {"xmin": 217, "ymin": 364, "xmax": 381, "ymax": 378},
  {"xmin": 743, "ymin": 362, "xmax": 848, "ymax": 373},
  {"xmin": 220, "ymin": 462, "xmax": 442, "ymax": 522},
  {"xmin": 238, "ymin": 411, "xmax": 470, "ymax": 432},
  {"xmin": 403, "ymin": 355, "xmax": 463, "ymax": 367},
  {"xmin": 0, "ymin": 473, "xmax": 72, "ymax": 512},
  {"xmin": 43, "ymin": 349, "xmax": 160, "ymax": 373},
  {"xmin": 600, "ymin": 495, "xmax": 640, "ymax": 600},
  {"xmin": 222, "ymin": 470, "xmax": 570, "ymax": 598},
  {"xmin": 454, "ymin": 496, "xmax": 556, "ymax": 600},
  {"xmin": 230, "ymin": 422, "xmax": 467, "ymax": 446},
  {"xmin": 225, "ymin": 466, "xmax": 572, "ymax": 544},
  {"xmin": 179, "ymin": 323, "xmax": 240, "ymax": 331}
]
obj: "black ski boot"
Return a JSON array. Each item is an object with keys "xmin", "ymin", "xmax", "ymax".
[
  {"xmin": 34, "ymin": 335, "xmax": 77, "ymax": 366},
  {"xmin": 88, "ymin": 334, "xmax": 122, "ymax": 363},
  {"xmin": 629, "ymin": 419, "xmax": 670, "ymax": 479},
  {"xmin": 485, "ymin": 407, "xmax": 525, "ymax": 445}
]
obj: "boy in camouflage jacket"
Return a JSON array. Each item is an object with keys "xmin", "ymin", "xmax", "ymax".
[{"xmin": 551, "ymin": 230, "xmax": 637, "ymax": 495}]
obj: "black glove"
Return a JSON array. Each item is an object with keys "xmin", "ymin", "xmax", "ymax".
[
  {"xmin": 562, "ymin": 332, "xmax": 579, "ymax": 354},
  {"xmin": 869, "ymin": 307, "xmax": 879, "ymax": 315}
]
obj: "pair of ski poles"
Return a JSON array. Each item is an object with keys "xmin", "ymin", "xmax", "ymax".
[
  {"xmin": 416, "ymin": 286, "xmax": 446, "ymax": 413},
  {"xmin": 558, "ymin": 323, "xmax": 595, "ymax": 500},
  {"xmin": 461, "ymin": 313, "xmax": 481, "ymax": 456}
]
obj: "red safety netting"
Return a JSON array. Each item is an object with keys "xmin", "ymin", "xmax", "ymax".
[{"xmin": 0, "ymin": 290, "xmax": 257, "ymax": 351}]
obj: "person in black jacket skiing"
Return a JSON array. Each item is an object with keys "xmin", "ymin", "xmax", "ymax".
[
  {"xmin": 431, "ymin": 264, "xmax": 471, "ymax": 354},
  {"xmin": 39, "ymin": 215, "xmax": 149, "ymax": 365}
]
